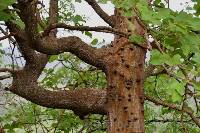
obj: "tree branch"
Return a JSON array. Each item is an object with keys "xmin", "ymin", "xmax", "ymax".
[
  {"xmin": 42, "ymin": 23, "xmax": 128, "ymax": 37},
  {"xmin": 9, "ymin": 85, "xmax": 107, "ymax": 116},
  {"xmin": 36, "ymin": 36, "xmax": 107, "ymax": 70},
  {"xmin": 5, "ymin": 21, "xmax": 39, "ymax": 63},
  {"xmin": 144, "ymin": 65, "xmax": 156, "ymax": 79},
  {"xmin": 146, "ymin": 118, "xmax": 193, "ymax": 124},
  {"xmin": 85, "ymin": 0, "xmax": 115, "ymax": 27},
  {"xmin": 0, "ymin": 33, "xmax": 15, "ymax": 41},
  {"xmin": 9, "ymin": 60, "xmax": 107, "ymax": 116},
  {"xmin": 16, "ymin": 0, "xmax": 41, "ymax": 45},
  {"xmin": 0, "ymin": 74, "xmax": 11, "ymax": 80},
  {"xmin": 145, "ymin": 95, "xmax": 200, "ymax": 128},
  {"xmin": 0, "ymin": 68, "xmax": 15, "ymax": 73},
  {"xmin": 49, "ymin": 0, "xmax": 58, "ymax": 37}
]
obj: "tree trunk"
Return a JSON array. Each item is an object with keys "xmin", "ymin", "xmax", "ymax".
[{"xmin": 106, "ymin": 10, "xmax": 146, "ymax": 133}]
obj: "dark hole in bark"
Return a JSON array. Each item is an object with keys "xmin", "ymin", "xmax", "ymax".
[
  {"xmin": 123, "ymin": 106, "xmax": 128, "ymax": 111},
  {"xmin": 125, "ymin": 64, "xmax": 130, "ymax": 68},
  {"xmin": 113, "ymin": 70, "xmax": 117, "ymax": 75},
  {"xmin": 136, "ymin": 79, "xmax": 141, "ymax": 83},
  {"xmin": 129, "ymin": 47, "xmax": 134, "ymax": 51},
  {"xmin": 128, "ymin": 119, "xmax": 132, "ymax": 123},
  {"xmin": 134, "ymin": 117, "xmax": 138, "ymax": 121},
  {"xmin": 126, "ymin": 86, "xmax": 131, "ymax": 90},
  {"xmin": 121, "ymin": 58, "xmax": 125, "ymax": 63},
  {"xmin": 138, "ymin": 63, "xmax": 143, "ymax": 67}
]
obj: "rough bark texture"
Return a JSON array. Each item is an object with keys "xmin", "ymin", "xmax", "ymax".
[
  {"xmin": 105, "ymin": 10, "xmax": 146, "ymax": 133},
  {"xmin": 2, "ymin": 0, "xmax": 199, "ymax": 132}
]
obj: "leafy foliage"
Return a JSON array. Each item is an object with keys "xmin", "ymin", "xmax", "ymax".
[{"xmin": 0, "ymin": 0, "xmax": 200, "ymax": 132}]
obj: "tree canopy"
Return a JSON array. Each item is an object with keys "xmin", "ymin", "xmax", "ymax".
[{"xmin": 0, "ymin": 0, "xmax": 200, "ymax": 132}]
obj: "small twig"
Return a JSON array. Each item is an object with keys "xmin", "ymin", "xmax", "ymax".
[
  {"xmin": 0, "ymin": 74, "xmax": 11, "ymax": 80},
  {"xmin": 145, "ymin": 95, "xmax": 200, "ymax": 128},
  {"xmin": 0, "ymin": 33, "xmax": 15, "ymax": 41},
  {"xmin": 180, "ymin": 85, "xmax": 188, "ymax": 133},
  {"xmin": 0, "ymin": 68, "xmax": 15, "ymax": 73},
  {"xmin": 146, "ymin": 118, "xmax": 192, "ymax": 124},
  {"xmin": 42, "ymin": 23, "xmax": 129, "ymax": 37}
]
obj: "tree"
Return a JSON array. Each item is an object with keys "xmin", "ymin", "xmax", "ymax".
[{"xmin": 0, "ymin": 0, "xmax": 200, "ymax": 132}]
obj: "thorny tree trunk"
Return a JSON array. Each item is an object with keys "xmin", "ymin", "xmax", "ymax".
[{"xmin": 106, "ymin": 10, "xmax": 146, "ymax": 133}]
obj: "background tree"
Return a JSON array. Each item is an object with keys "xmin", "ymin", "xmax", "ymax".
[{"xmin": 0, "ymin": 0, "xmax": 200, "ymax": 132}]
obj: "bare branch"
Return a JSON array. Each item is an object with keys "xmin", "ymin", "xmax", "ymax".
[
  {"xmin": 0, "ymin": 27, "xmax": 17, "ymax": 43},
  {"xmin": 0, "ymin": 68, "xmax": 15, "ymax": 73},
  {"xmin": 145, "ymin": 95, "xmax": 200, "ymax": 128},
  {"xmin": 0, "ymin": 33, "xmax": 15, "ymax": 41},
  {"xmin": 144, "ymin": 65, "xmax": 156, "ymax": 79},
  {"xmin": 42, "ymin": 23, "xmax": 128, "ymax": 37},
  {"xmin": 0, "ymin": 74, "xmax": 11, "ymax": 80},
  {"xmin": 85, "ymin": 0, "xmax": 115, "ymax": 27}
]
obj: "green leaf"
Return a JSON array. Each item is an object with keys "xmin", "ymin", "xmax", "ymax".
[
  {"xmin": 150, "ymin": 50, "xmax": 165, "ymax": 65},
  {"xmin": 85, "ymin": 31, "xmax": 92, "ymax": 38},
  {"xmin": 167, "ymin": 79, "xmax": 185, "ymax": 102},
  {"xmin": 192, "ymin": 53, "xmax": 200, "ymax": 64},
  {"xmin": 91, "ymin": 38, "xmax": 98, "ymax": 45},
  {"xmin": 166, "ymin": 54, "xmax": 182, "ymax": 66},
  {"xmin": 49, "ymin": 55, "xmax": 58, "ymax": 63},
  {"xmin": 0, "ymin": 11, "xmax": 12, "ymax": 21},
  {"xmin": 129, "ymin": 34, "xmax": 145, "ymax": 44},
  {"xmin": 0, "ymin": 0, "xmax": 16, "ymax": 10},
  {"xmin": 150, "ymin": 50, "xmax": 182, "ymax": 66},
  {"xmin": 73, "ymin": 15, "xmax": 86, "ymax": 24}
]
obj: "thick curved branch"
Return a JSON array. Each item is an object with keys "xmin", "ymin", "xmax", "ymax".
[
  {"xmin": 145, "ymin": 95, "xmax": 200, "ymax": 128},
  {"xmin": 43, "ymin": 23, "xmax": 128, "ymax": 37},
  {"xmin": 9, "ymin": 84, "xmax": 107, "ymax": 116},
  {"xmin": 36, "ymin": 36, "xmax": 107, "ymax": 70},
  {"xmin": 85, "ymin": 0, "xmax": 114, "ymax": 27},
  {"xmin": 8, "ymin": 59, "xmax": 107, "ymax": 116}
]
